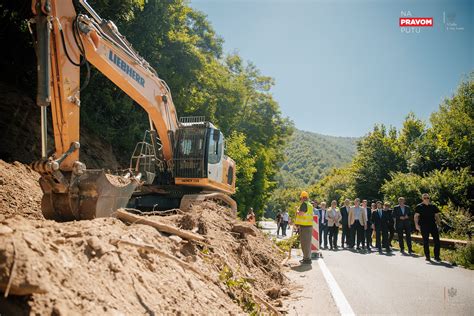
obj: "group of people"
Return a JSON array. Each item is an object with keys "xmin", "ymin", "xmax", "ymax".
[
  {"xmin": 295, "ymin": 191, "xmax": 442, "ymax": 265},
  {"xmin": 275, "ymin": 210, "xmax": 290, "ymax": 236}
]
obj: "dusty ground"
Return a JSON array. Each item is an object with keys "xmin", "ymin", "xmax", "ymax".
[
  {"xmin": 0, "ymin": 160, "xmax": 288, "ymax": 315},
  {"xmin": 0, "ymin": 160, "xmax": 43, "ymax": 220}
]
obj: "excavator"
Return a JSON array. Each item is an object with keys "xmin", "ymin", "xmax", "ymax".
[{"xmin": 29, "ymin": 0, "xmax": 236, "ymax": 221}]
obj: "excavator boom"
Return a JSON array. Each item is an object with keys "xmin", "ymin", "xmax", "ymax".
[{"xmin": 30, "ymin": 0, "xmax": 236, "ymax": 220}]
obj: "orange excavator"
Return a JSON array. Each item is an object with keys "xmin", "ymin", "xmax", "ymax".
[{"xmin": 30, "ymin": 0, "xmax": 236, "ymax": 221}]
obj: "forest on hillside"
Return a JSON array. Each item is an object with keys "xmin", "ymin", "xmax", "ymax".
[
  {"xmin": 276, "ymin": 130, "xmax": 358, "ymax": 188},
  {"xmin": 0, "ymin": 0, "xmax": 293, "ymax": 216}
]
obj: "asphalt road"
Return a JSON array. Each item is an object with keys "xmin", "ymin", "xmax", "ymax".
[
  {"xmin": 261, "ymin": 221, "xmax": 474, "ymax": 315},
  {"xmin": 322, "ymin": 247, "xmax": 473, "ymax": 315}
]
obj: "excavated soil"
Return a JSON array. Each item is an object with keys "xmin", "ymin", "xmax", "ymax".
[
  {"xmin": 0, "ymin": 160, "xmax": 287, "ymax": 315},
  {"xmin": 0, "ymin": 160, "xmax": 43, "ymax": 220}
]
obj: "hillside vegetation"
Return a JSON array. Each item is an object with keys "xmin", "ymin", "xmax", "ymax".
[
  {"xmin": 277, "ymin": 130, "xmax": 358, "ymax": 188},
  {"xmin": 266, "ymin": 130, "xmax": 357, "ymax": 217}
]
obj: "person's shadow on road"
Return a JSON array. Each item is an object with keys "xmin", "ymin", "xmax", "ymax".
[
  {"xmin": 290, "ymin": 264, "xmax": 313, "ymax": 272},
  {"xmin": 428, "ymin": 260, "xmax": 454, "ymax": 269}
]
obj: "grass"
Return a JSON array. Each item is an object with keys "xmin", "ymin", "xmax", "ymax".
[
  {"xmin": 273, "ymin": 234, "xmax": 299, "ymax": 252},
  {"xmin": 410, "ymin": 242, "xmax": 474, "ymax": 270}
]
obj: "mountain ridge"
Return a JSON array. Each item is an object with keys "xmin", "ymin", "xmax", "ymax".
[{"xmin": 276, "ymin": 129, "xmax": 359, "ymax": 188}]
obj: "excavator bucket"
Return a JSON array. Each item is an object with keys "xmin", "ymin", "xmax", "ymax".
[{"xmin": 40, "ymin": 170, "xmax": 139, "ymax": 221}]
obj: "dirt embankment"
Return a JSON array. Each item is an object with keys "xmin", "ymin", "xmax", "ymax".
[
  {"xmin": 0, "ymin": 160, "xmax": 288, "ymax": 315},
  {"xmin": 0, "ymin": 82, "xmax": 121, "ymax": 169}
]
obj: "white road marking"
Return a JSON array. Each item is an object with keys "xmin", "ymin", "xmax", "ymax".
[{"xmin": 318, "ymin": 259, "xmax": 355, "ymax": 316}]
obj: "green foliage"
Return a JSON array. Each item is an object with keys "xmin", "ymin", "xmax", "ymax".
[
  {"xmin": 381, "ymin": 172, "xmax": 426, "ymax": 207},
  {"xmin": 266, "ymin": 130, "xmax": 357, "ymax": 218},
  {"xmin": 440, "ymin": 204, "xmax": 473, "ymax": 240},
  {"xmin": 277, "ymin": 130, "xmax": 358, "ymax": 188},
  {"xmin": 274, "ymin": 234, "xmax": 299, "ymax": 252},
  {"xmin": 265, "ymin": 187, "xmax": 301, "ymax": 219},
  {"xmin": 225, "ymin": 132, "xmax": 256, "ymax": 215},
  {"xmin": 398, "ymin": 112, "xmax": 426, "ymax": 153},
  {"xmin": 219, "ymin": 265, "xmax": 260, "ymax": 314},
  {"xmin": 352, "ymin": 124, "xmax": 406, "ymax": 201},
  {"xmin": 410, "ymin": 242, "xmax": 474, "ymax": 270},
  {"xmin": 319, "ymin": 74, "xmax": 473, "ymax": 213},
  {"xmin": 447, "ymin": 243, "xmax": 474, "ymax": 270},
  {"xmin": 409, "ymin": 74, "xmax": 474, "ymax": 174},
  {"xmin": 310, "ymin": 167, "xmax": 355, "ymax": 205},
  {"xmin": 382, "ymin": 167, "xmax": 473, "ymax": 211},
  {"xmin": 347, "ymin": 76, "xmax": 472, "ymax": 240},
  {"xmin": 0, "ymin": 1, "xmax": 36, "ymax": 90}
]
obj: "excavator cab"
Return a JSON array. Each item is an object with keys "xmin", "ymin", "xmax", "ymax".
[{"xmin": 173, "ymin": 117, "xmax": 236, "ymax": 195}]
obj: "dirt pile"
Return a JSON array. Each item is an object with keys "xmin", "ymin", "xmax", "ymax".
[
  {"xmin": 0, "ymin": 160, "xmax": 43, "ymax": 220},
  {"xmin": 0, "ymin": 161, "xmax": 287, "ymax": 315}
]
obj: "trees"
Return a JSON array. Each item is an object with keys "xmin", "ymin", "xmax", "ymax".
[
  {"xmin": 310, "ymin": 167, "xmax": 355, "ymax": 205},
  {"xmin": 352, "ymin": 125, "xmax": 406, "ymax": 201},
  {"xmin": 409, "ymin": 74, "xmax": 473, "ymax": 174},
  {"xmin": 225, "ymin": 132, "xmax": 256, "ymax": 215},
  {"xmin": 275, "ymin": 130, "xmax": 358, "ymax": 188}
]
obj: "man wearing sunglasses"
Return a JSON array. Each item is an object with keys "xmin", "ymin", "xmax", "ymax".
[{"xmin": 414, "ymin": 193, "xmax": 441, "ymax": 262}]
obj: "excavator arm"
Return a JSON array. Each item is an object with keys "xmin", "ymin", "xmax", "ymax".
[
  {"xmin": 30, "ymin": 0, "xmax": 182, "ymax": 220},
  {"xmin": 32, "ymin": 0, "xmax": 179, "ymax": 170}
]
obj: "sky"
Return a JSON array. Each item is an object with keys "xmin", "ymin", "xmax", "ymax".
[{"xmin": 189, "ymin": 0, "xmax": 473, "ymax": 137}]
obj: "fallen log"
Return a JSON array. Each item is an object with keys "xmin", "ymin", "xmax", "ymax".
[
  {"xmin": 110, "ymin": 238, "xmax": 213, "ymax": 283},
  {"xmin": 115, "ymin": 209, "xmax": 206, "ymax": 242}
]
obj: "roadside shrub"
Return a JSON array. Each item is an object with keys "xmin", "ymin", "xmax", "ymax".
[
  {"xmin": 274, "ymin": 234, "xmax": 299, "ymax": 252},
  {"xmin": 382, "ymin": 168, "xmax": 473, "ymax": 213},
  {"xmin": 440, "ymin": 204, "xmax": 473, "ymax": 240},
  {"xmin": 446, "ymin": 243, "xmax": 474, "ymax": 270}
]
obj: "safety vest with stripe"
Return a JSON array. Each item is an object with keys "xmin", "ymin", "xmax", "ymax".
[{"xmin": 294, "ymin": 201, "xmax": 314, "ymax": 226}]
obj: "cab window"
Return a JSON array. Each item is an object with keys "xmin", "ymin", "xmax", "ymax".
[{"xmin": 208, "ymin": 129, "xmax": 223, "ymax": 164}]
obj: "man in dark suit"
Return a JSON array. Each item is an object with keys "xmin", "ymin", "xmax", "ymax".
[
  {"xmin": 340, "ymin": 199, "xmax": 351, "ymax": 248},
  {"xmin": 386, "ymin": 203, "xmax": 395, "ymax": 246},
  {"xmin": 318, "ymin": 201, "xmax": 329, "ymax": 249},
  {"xmin": 363, "ymin": 199, "xmax": 373, "ymax": 251},
  {"xmin": 371, "ymin": 201, "xmax": 391, "ymax": 252},
  {"xmin": 394, "ymin": 197, "xmax": 413, "ymax": 253}
]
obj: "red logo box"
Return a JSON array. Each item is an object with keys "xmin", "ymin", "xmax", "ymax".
[{"xmin": 399, "ymin": 17, "xmax": 433, "ymax": 27}]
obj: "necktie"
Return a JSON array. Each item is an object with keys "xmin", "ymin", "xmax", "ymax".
[{"xmin": 379, "ymin": 210, "xmax": 382, "ymax": 218}]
